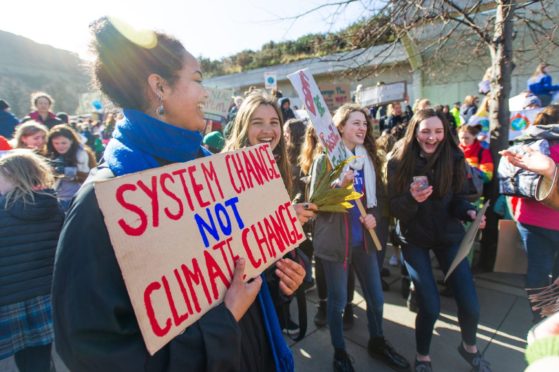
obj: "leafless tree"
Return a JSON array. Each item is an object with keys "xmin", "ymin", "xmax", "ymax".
[{"xmin": 288, "ymin": 0, "xmax": 559, "ymax": 269}]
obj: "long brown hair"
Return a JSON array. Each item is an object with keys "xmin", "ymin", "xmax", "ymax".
[
  {"xmin": 298, "ymin": 125, "xmax": 323, "ymax": 176},
  {"xmin": 390, "ymin": 108, "xmax": 465, "ymax": 198},
  {"xmin": 47, "ymin": 124, "xmax": 96, "ymax": 168},
  {"xmin": 333, "ymin": 103, "xmax": 382, "ymax": 182},
  {"xmin": 222, "ymin": 92, "xmax": 292, "ymax": 195}
]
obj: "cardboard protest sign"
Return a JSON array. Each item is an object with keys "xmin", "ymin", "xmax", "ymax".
[
  {"xmin": 444, "ymin": 202, "xmax": 489, "ymax": 282},
  {"xmin": 94, "ymin": 145, "xmax": 305, "ymax": 355},
  {"xmin": 287, "ymin": 68, "xmax": 381, "ymax": 251},
  {"xmin": 494, "ymin": 219, "xmax": 527, "ymax": 274},
  {"xmin": 204, "ymin": 87, "xmax": 234, "ymax": 119},
  {"xmin": 357, "ymin": 81, "xmax": 407, "ymax": 107}
]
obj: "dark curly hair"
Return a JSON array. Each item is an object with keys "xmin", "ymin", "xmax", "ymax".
[{"xmin": 89, "ymin": 17, "xmax": 187, "ymax": 111}]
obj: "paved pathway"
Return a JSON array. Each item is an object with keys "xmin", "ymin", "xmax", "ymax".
[{"xmin": 0, "ymin": 267, "xmax": 531, "ymax": 372}]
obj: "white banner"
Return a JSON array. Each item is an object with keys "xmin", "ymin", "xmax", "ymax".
[
  {"xmin": 358, "ymin": 82, "xmax": 407, "ymax": 107},
  {"xmin": 287, "ymin": 69, "xmax": 347, "ymax": 167}
]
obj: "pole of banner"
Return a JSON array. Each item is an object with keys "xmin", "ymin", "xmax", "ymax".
[
  {"xmin": 355, "ymin": 199, "xmax": 382, "ymax": 251},
  {"xmin": 287, "ymin": 68, "xmax": 382, "ymax": 252}
]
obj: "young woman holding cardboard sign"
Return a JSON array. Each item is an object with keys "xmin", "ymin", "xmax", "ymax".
[
  {"xmin": 52, "ymin": 17, "xmax": 303, "ymax": 372},
  {"xmin": 223, "ymin": 92, "xmax": 317, "ymax": 335},
  {"xmin": 309, "ymin": 103, "xmax": 409, "ymax": 372},
  {"xmin": 388, "ymin": 109, "xmax": 490, "ymax": 372}
]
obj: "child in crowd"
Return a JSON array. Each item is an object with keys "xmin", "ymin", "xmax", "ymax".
[
  {"xmin": 0, "ymin": 150, "xmax": 64, "ymax": 372},
  {"xmin": 11, "ymin": 121, "xmax": 49, "ymax": 156},
  {"xmin": 46, "ymin": 124, "xmax": 96, "ymax": 211}
]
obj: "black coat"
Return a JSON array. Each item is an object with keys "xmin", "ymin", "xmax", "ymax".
[
  {"xmin": 52, "ymin": 178, "xmax": 247, "ymax": 372},
  {"xmin": 387, "ymin": 150, "xmax": 474, "ymax": 249},
  {"xmin": 0, "ymin": 190, "xmax": 64, "ymax": 306}
]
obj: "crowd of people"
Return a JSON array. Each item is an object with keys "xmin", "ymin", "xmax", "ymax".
[{"xmin": 1, "ymin": 16, "xmax": 558, "ymax": 372}]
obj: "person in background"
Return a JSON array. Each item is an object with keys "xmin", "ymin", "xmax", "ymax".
[
  {"xmin": 457, "ymin": 124, "xmax": 494, "ymax": 185},
  {"xmin": 278, "ymin": 97, "xmax": 296, "ymax": 122},
  {"xmin": 527, "ymin": 63, "xmax": 559, "ymax": 107},
  {"xmin": 0, "ymin": 150, "xmax": 65, "ymax": 372},
  {"xmin": 22, "ymin": 92, "xmax": 63, "ymax": 129},
  {"xmin": 449, "ymin": 102, "xmax": 463, "ymax": 127},
  {"xmin": 46, "ymin": 125, "xmax": 96, "ymax": 211},
  {"xmin": 56, "ymin": 112, "xmax": 70, "ymax": 124},
  {"xmin": 460, "ymin": 95, "xmax": 479, "ymax": 124},
  {"xmin": 386, "ymin": 102, "xmax": 410, "ymax": 131},
  {"xmin": 53, "ymin": 17, "xmax": 303, "ymax": 372},
  {"xmin": 202, "ymin": 130, "xmax": 225, "ymax": 153},
  {"xmin": 478, "ymin": 67, "xmax": 492, "ymax": 96},
  {"xmin": 0, "ymin": 99, "xmax": 19, "ymax": 139},
  {"xmin": 388, "ymin": 109, "xmax": 490, "ymax": 372},
  {"xmin": 505, "ymin": 105, "xmax": 559, "ymax": 322},
  {"xmin": 11, "ymin": 121, "xmax": 49, "ymax": 156},
  {"xmin": 500, "ymin": 147, "xmax": 559, "ymax": 211}
]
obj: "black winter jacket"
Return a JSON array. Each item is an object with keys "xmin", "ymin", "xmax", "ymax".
[
  {"xmin": 52, "ymin": 180, "xmax": 244, "ymax": 372},
  {"xmin": 0, "ymin": 190, "xmax": 64, "ymax": 306},
  {"xmin": 387, "ymin": 150, "xmax": 475, "ymax": 249}
]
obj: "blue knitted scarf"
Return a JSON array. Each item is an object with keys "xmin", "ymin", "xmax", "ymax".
[{"xmin": 103, "ymin": 109, "xmax": 293, "ymax": 371}]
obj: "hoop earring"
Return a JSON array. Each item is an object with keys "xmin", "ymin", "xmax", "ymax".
[{"xmin": 157, "ymin": 95, "xmax": 165, "ymax": 116}]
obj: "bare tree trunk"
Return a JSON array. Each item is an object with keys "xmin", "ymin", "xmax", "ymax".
[{"xmin": 480, "ymin": 0, "xmax": 515, "ymax": 272}]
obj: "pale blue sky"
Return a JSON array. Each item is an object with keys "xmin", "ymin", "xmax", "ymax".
[{"xmin": 1, "ymin": 0, "xmax": 368, "ymax": 60}]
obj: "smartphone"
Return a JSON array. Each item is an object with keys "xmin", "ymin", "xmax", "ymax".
[{"xmin": 413, "ymin": 176, "xmax": 429, "ymax": 191}]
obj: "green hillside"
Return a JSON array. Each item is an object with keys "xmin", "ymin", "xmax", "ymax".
[{"xmin": 0, "ymin": 30, "xmax": 89, "ymax": 118}]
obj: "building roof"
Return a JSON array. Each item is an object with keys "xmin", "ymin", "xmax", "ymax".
[{"xmin": 204, "ymin": 43, "xmax": 408, "ymax": 89}]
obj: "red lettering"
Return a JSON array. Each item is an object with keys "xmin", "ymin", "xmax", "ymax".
[
  {"xmin": 242, "ymin": 227, "xmax": 262, "ymax": 269},
  {"xmin": 213, "ymin": 238, "xmax": 234, "ymax": 277},
  {"xmin": 137, "ymin": 176, "xmax": 160, "ymax": 228},
  {"xmin": 204, "ymin": 250, "xmax": 230, "ymax": 300},
  {"xmin": 160, "ymin": 173, "xmax": 184, "ymax": 220},
  {"xmin": 269, "ymin": 210, "xmax": 290, "ymax": 252},
  {"xmin": 172, "ymin": 168, "xmax": 195, "ymax": 211},
  {"xmin": 300, "ymin": 71, "xmax": 317, "ymax": 115},
  {"xmin": 162, "ymin": 275, "xmax": 188, "ymax": 327},
  {"xmin": 253, "ymin": 222, "xmax": 269, "ymax": 265},
  {"xmin": 285, "ymin": 202, "xmax": 304, "ymax": 242},
  {"xmin": 201, "ymin": 161, "xmax": 224, "ymax": 200},
  {"xmin": 116, "ymin": 184, "xmax": 148, "ymax": 236},
  {"xmin": 188, "ymin": 165, "xmax": 210, "ymax": 208},
  {"xmin": 262, "ymin": 145, "xmax": 281, "ymax": 179},
  {"xmin": 249, "ymin": 147, "xmax": 270, "ymax": 184},
  {"xmin": 181, "ymin": 259, "xmax": 212, "ymax": 311},
  {"xmin": 242, "ymin": 151, "xmax": 259, "ymax": 188},
  {"xmin": 226, "ymin": 154, "xmax": 243, "ymax": 194},
  {"xmin": 173, "ymin": 268, "xmax": 194, "ymax": 316},
  {"xmin": 144, "ymin": 281, "xmax": 171, "ymax": 337},
  {"xmin": 263, "ymin": 217, "xmax": 280, "ymax": 258}
]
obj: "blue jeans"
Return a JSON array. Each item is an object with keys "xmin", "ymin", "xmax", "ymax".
[
  {"xmin": 322, "ymin": 245, "xmax": 384, "ymax": 349},
  {"xmin": 403, "ymin": 242, "xmax": 480, "ymax": 356},
  {"xmin": 517, "ymin": 222, "xmax": 559, "ymax": 289}
]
